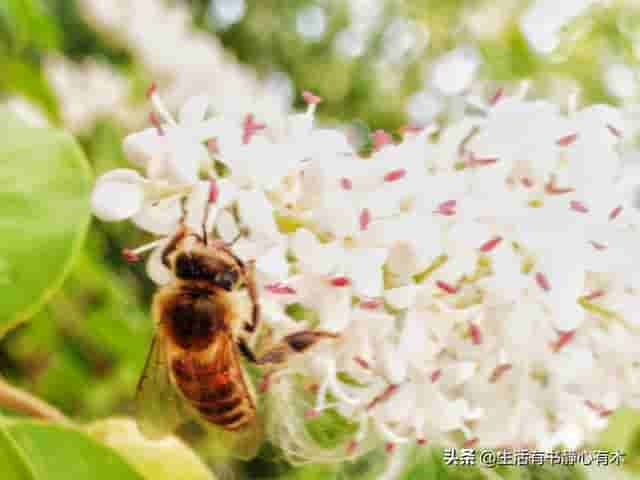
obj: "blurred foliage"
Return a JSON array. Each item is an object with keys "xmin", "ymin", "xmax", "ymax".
[
  {"xmin": 0, "ymin": 110, "xmax": 92, "ymax": 336},
  {"xmin": 1, "ymin": 0, "xmax": 640, "ymax": 479},
  {"xmin": 0, "ymin": 419, "xmax": 143, "ymax": 480}
]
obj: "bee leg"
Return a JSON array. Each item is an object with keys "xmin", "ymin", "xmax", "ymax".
[
  {"xmin": 161, "ymin": 227, "xmax": 187, "ymax": 268},
  {"xmin": 237, "ymin": 337, "xmax": 257, "ymax": 363},
  {"xmin": 243, "ymin": 259, "xmax": 260, "ymax": 334},
  {"xmin": 252, "ymin": 331, "xmax": 339, "ymax": 366}
]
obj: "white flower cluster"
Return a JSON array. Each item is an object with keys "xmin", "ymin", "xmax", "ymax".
[
  {"xmin": 41, "ymin": 0, "xmax": 290, "ymax": 134},
  {"xmin": 45, "ymin": 56, "xmax": 131, "ymax": 133},
  {"xmin": 93, "ymin": 87, "xmax": 640, "ymax": 463},
  {"xmin": 78, "ymin": 0, "xmax": 289, "ymax": 124}
]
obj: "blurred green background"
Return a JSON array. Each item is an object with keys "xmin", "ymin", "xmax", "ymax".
[{"xmin": 2, "ymin": 0, "xmax": 640, "ymax": 479}]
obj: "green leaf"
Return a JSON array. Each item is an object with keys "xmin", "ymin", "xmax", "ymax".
[
  {"xmin": 274, "ymin": 212, "xmax": 306, "ymax": 234},
  {"xmin": 336, "ymin": 372, "xmax": 369, "ymax": 388},
  {"xmin": 0, "ymin": 60, "xmax": 60, "ymax": 120},
  {"xmin": 400, "ymin": 447, "xmax": 448, "ymax": 480},
  {"xmin": 305, "ymin": 408, "xmax": 359, "ymax": 449},
  {"xmin": 413, "ymin": 254, "xmax": 449, "ymax": 284},
  {"xmin": 0, "ymin": 110, "xmax": 92, "ymax": 337},
  {"xmin": 0, "ymin": 0, "xmax": 60, "ymax": 51},
  {"xmin": 88, "ymin": 418, "xmax": 216, "ymax": 480},
  {"xmin": 285, "ymin": 303, "xmax": 320, "ymax": 327},
  {"xmin": 0, "ymin": 419, "xmax": 143, "ymax": 480}
]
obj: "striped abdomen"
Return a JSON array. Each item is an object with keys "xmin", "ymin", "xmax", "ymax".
[{"xmin": 171, "ymin": 357, "xmax": 255, "ymax": 431}]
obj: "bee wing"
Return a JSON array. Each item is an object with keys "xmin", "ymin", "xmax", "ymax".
[
  {"xmin": 196, "ymin": 338, "xmax": 265, "ymax": 460},
  {"xmin": 135, "ymin": 334, "xmax": 190, "ymax": 439}
]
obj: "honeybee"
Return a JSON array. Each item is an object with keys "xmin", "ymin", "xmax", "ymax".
[{"xmin": 135, "ymin": 225, "xmax": 337, "ymax": 450}]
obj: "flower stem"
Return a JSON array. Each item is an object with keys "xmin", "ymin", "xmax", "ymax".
[{"xmin": 0, "ymin": 377, "xmax": 70, "ymax": 424}]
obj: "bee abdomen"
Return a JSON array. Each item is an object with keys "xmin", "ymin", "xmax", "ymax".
[
  {"xmin": 173, "ymin": 361, "xmax": 254, "ymax": 431},
  {"xmin": 198, "ymin": 375, "xmax": 253, "ymax": 430}
]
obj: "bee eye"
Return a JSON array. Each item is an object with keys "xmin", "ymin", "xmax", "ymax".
[{"xmin": 215, "ymin": 270, "xmax": 238, "ymax": 291}]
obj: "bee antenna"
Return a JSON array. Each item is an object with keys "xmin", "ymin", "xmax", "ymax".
[{"xmin": 202, "ymin": 222, "xmax": 208, "ymax": 246}]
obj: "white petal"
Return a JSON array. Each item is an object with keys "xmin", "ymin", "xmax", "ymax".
[
  {"xmin": 236, "ymin": 190, "xmax": 280, "ymax": 241},
  {"xmin": 178, "ymin": 94, "xmax": 210, "ymax": 125},
  {"xmin": 290, "ymin": 229, "xmax": 343, "ymax": 275},
  {"xmin": 184, "ymin": 181, "xmax": 214, "ymax": 233},
  {"xmin": 132, "ymin": 199, "xmax": 181, "ymax": 235},
  {"xmin": 91, "ymin": 175, "xmax": 145, "ymax": 222},
  {"xmin": 216, "ymin": 210, "xmax": 239, "ymax": 243},
  {"xmin": 122, "ymin": 129, "xmax": 165, "ymax": 168},
  {"xmin": 165, "ymin": 130, "xmax": 207, "ymax": 183},
  {"xmin": 380, "ymin": 342, "xmax": 407, "ymax": 384},
  {"xmin": 384, "ymin": 285, "xmax": 418, "ymax": 310},
  {"xmin": 216, "ymin": 178, "xmax": 240, "ymax": 208},
  {"xmin": 95, "ymin": 168, "xmax": 145, "ymax": 185},
  {"xmin": 255, "ymin": 245, "xmax": 289, "ymax": 281},
  {"xmin": 147, "ymin": 241, "xmax": 174, "ymax": 285},
  {"xmin": 318, "ymin": 290, "xmax": 352, "ymax": 333},
  {"xmin": 344, "ymin": 248, "xmax": 388, "ymax": 297},
  {"xmin": 398, "ymin": 309, "xmax": 430, "ymax": 368},
  {"xmin": 287, "ymin": 112, "xmax": 313, "ymax": 141}
]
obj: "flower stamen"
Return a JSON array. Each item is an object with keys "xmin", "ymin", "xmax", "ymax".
[
  {"xmin": 340, "ymin": 177, "xmax": 353, "ymax": 190},
  {"xmin": 399, "ymin": 124, "xmax": 422, "ymax": 135},
  {"xmin": 145, "ymin": 82, "xmax": 157, "ymax": 99},
  {"xmin": 367, "ymin": 384, "xmax": 399, "ymax": 411},
  {"xmin": 609, "ymin": 205, "xmax": 623, "ymax": 221},
  {"xmin": 479, "ymin": 236, "xmax": 503, "ymax": 253},
  {"xmin": 346, "ymin": 440, "xmax": 359, "ymax": 455},
  {"xmin": 436, "ymin": 280, "xmax": 458, "ymax": 294},
  {"xmin": 489, "ymin": 87, "xmax": 503, "ymax": 106},
  {"xmin": 469, "ymin": 322, "xmax": 482, "ymax": 345},
  {"xmin": 545, "ymin": 178, "xmax": 574, "ymax": 195},
  {"xmin": 207, "ymin": 138, "xmax": 218, "ymax": 154},
  {"xmin": 122, "ymin": 248, "xmax": 141, "ymax": 263},
  {"xmin": 585, "ymin": 289, "xmax": 605, "ymax": 301},
  {"xmin": 384, "ymin": 169, "xmax": 407, "ymax": 182},
  {"xmin": 434, "ymin": 200, "xmax": 457, "ymax": 216},
  {"xmin": 521, "ymin": 177, "xmax": 534, "ymax": 188},
  {"xmin": 242, "ymin": 113, "xmax": 266, "ymax": 144},
  {"xmin": 259, "ymin": 373, "xmax": 273, "ymax": 393},
  {"xmin": 607, "ymin": 124, "xmax": 622, "ymax": 138},
  {"xmin": 372, "ymin": 130, "xmax": 392, "ymax": 151},
  {"xmin": 330, "ymin": 276, "xmax": 351, "ymax": 287},
  {"xmin": 359, "ymin": 208, "xmax": 371, "ymax": 231},
  {"xmin": 463, "ymin": 437, "xmax": 479, "ymax": 448},
  {"xmin": 466, "ymin": 152, "xmax": 498, "ymax": 167},
  {"xmin": 354, "ymin": 356, "xmax": 371, "ymax": 369},
  {"xmin": 302, "ymin": 91, "xmax": 322, "ymax": 105},
  {"xmin": 149, "ymin": 111, "xmax": 165, "ymax": 136},
  {"xmin": 535, "ymin": 272, "xmax": 551, "ymax": 292},
  {"xmin": 208, "ymin": 178, "xmax": 219, "ymax": 204},
  {"xmin": 551, "ymin": 330, "xmax": 576, "ymax": 352},
  {"xmin": 585, "ymin": 400, "xmax": 613, "ymax": 417},
  {"xmin": 360, "ymin": 298, "xmax": 382, "ymax": 309},
  {"xmin": 265, "ymin": 283, "xmax": 297, "ymax": 294},
  {"xmin": 489, "ymin": 363, "xmax": 513, "ymax": 383},
  {"xmin": 122, "ymin": 239, "xmax": 167, "ymax": 263},
  {"xmin": 570, "ymin": 200, "xmax": 589, "ymax": 213},
  {"xmin": 556, "ymin": 133, "xmax": 578, "ymax": 146}
]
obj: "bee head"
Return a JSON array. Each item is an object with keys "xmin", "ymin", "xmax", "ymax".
[
  {"xmin": 161, "ymin": 229, "xmax": 243, "ymax": 291},
  {"xmin": 172, "ymin": 244, "xmax": 240, "ymax": 291}
]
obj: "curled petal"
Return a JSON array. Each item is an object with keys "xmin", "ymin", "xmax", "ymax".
[
  {"xmin": 146, "ymin": 240, "xmax": 174, "ymax": 285},
  {"xmin": 91, "ymin": 171, "xmax": 145, "ymax": 222}
]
